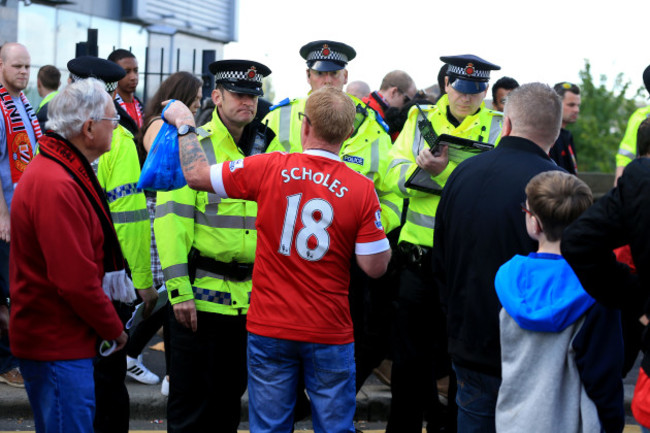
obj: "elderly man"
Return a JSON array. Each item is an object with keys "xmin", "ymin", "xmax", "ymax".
[
  {"xmin": 9, "ymin": 78, "xmax": 127, "ymax": 433},
  {"xmin": 164, "ymin": 86, "xmax": 391, "ymax": 433}
]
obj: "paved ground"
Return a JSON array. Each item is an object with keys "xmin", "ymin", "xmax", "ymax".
[{"xmin": 0, "ymin": 333, "xmax": 645, "ymax": 431}]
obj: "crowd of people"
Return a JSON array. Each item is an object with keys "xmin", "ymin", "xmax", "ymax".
[{"xmin": 0, "ymin": 37, "xmax": 649, "ymax": 433}]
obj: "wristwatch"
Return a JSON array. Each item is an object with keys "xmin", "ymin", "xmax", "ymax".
[{"xmin": 178, "ymin": 124, "xmax": 196, "ymax": 136}]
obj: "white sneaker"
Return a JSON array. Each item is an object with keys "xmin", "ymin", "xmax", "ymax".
[
  {"xmin": 126, "ymin": 355, "xmax": 160, "ymax": 385},
  {"xmin": 161, "ymin": 375, "xmax": 169, "ymax": 396}
]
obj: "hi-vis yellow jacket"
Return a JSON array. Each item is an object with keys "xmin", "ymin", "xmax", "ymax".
[
  {"xmin": 96, "ymin": 125, "xmax": 152, "ymax": 290},
  {"xmin": 263, "ymin": 94, "xmax": 402, "ymax": 234},
  {"xmin": 155, "ymin": 110, "xmax": 257, "ymax": 315},
  {"xmin": 384, "ymin": 94, "xmax": 503, "ymax": 248},
  {"xmin": 617, "ymin": 105, "xmax": 650, "ymax": 168}
]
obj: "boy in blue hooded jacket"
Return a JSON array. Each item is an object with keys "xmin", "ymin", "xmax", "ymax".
[{"xmin": 495, "ymin": 171, "xmax": 625, "ymax": 433}]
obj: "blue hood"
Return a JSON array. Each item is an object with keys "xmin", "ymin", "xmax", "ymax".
[{"xmin": 495, "ymin": 253, "xmax": 595, "ymax": 332}]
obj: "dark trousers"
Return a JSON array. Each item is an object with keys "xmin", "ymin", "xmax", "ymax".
[
  {"xmin": 126, "ymin": 300, "xmax": 170, "ymax": 374},
  {"xmin": 386, "ymin": 266, "xmax": 455, "ymax": 433},
  {"xmin": 94, "ymin": 301, "xmax": 131, "ymax": 433},
  {"xmin": 349, "ymin": 262, "xmax": 394, "ymax": 392},
  {"xmin": 167, "ymin": 308, "xmax": 247, "ymax": 433}
]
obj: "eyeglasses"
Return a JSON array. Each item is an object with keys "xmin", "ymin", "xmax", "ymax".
[
  {"xmin": 298, "ymin": 111, "xmax": 311, "ymax": 126},
  {"xmin": 520, "ymin": 201, "xmax": 534, "ymax": 217},
  {"xmin": 397, "ymin": 88, "xmax": 411, "ymax": 105},
  {"xmin": 95, "ymin": 114, "xmax": 120, "ymax": 129}
]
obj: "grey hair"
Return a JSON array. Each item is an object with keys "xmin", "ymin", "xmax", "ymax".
[
  {"xmin": 45, "ymin": 78, "xmax": 112, "ymax": 139},
  {"xmin": 504, "ymin": 82, "xmax": 562, "ymax": 145}
]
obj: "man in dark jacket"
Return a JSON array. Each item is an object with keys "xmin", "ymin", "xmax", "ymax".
[
  {"xmin": 433, "ymin": 82, "xmax": 565, "ymax": 432},
  {"xmin": 562, "ymin": 118, "xmax": 650, "ymax": 376}
]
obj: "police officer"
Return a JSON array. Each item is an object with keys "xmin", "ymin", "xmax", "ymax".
[
  {"xmin": 384, "ymin": 54, "xmax": 503, "ymax": 433},
  {"xmin": 616, "ymin": 64, "xmax": 650, "ymax": 185},
  {"xmin": 67, "ymin": 55, "xmax": 156, "ymax": 433},
  {"xmin": 263, "ymin": 41, "xmax": 404, "ymax": 403},
  {"xmin": 155, "ymin": 59, "xmax": 271, "ymax": 433},
  {"xmin": 264, "ymin": 40, "xmax": 402, "ymax": 236}
]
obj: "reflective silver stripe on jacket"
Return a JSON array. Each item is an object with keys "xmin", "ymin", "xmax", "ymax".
[
  {"xmin": 368, "ymin": 139, "xmax": 380, "ymax": 182},
  {"xmin": 194, "ymin": 213, "xmax": 256, "ymax": 230},
  {"xmin": 111, "ymin": 209, "xmax": 149, "ymax": 224},
  {"xmin": 200, "ymin": 134, "xmax": 223, "ymax": 212},
  {"xmin": 406, "ymin": 208, "xmax": 435, "ymax": 229},
  {"xmin": 488, "ymin": 116, "xmax": 503, "ymax": 144},
  {"xmin": 163, "ymin": 263, "xmax": 189, "ymax": 280},
  {"xmin": 278, "ymin": 105, "xmax": 293, "ymax": 152},
  {"xmin": 156, "ymin": 201, "xmax": 194, "ymax": 219},
  {"xmin": 380, "ymin": 199, "xmax": 401, "ymax": 218},
  {"xmin": 398, "ymin": 163, "xmax": 411, "ymax": 195},
  {"xmin": 618, "ymin": 148, "xmax": 635, "ymax": 159}
]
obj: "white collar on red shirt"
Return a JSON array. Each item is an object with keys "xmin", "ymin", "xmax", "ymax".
[{"xmin": 304, "ymin": 149, "xmax": 340, "ymax": 161}]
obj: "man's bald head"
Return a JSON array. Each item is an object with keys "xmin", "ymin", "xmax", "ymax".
[
  {"xmin": 0, "ymin": 42, "xmax": 31, "ymax": 96},
  {"xmin": 0, "ymin": 43, "xmax": 29, "ymax": 62}
]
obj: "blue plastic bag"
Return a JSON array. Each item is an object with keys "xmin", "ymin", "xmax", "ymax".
[{"xmin": 137, "ymin": 101, "xmax": 187, "ymax": 191}]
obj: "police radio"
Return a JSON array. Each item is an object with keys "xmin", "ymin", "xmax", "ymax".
[{"xmin": 414, "ymin": 103, "xmax": 442, "ymax": 156}]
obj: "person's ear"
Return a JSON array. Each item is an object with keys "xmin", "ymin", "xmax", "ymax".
[
  {"xmin": 502, "ymin": 116, "xmax": 512, "ymax": 137},
  {"xmin": 82, "ymin": 118, "xmax": 94, "ymax": 140},
  {"xmin": 212, "ymin": 88, "xmax": 223, "ymax": 106}
]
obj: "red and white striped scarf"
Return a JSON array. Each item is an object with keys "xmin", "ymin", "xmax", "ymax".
[
  {"xmin": 114, "ymin": 93, "xmax": 143, "ymax": 128},
  {"xmin": 0, "ymin": 83, "xmax": 41, "ymax": 183}
]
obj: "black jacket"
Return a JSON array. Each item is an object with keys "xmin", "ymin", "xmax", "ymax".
[
  {"xmin": 562, "ymin": 158, "xmax": 649, "ymax": 315},
  {"xmin": 433, "ymin": 136, "xmax": 563, "ymax": 376},
  {"xmin": 549, "ymin": 128, "xmax": 577, "ymax": 174}
]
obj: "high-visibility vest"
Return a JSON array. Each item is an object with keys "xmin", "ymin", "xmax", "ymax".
[
  {"xmin": 96, "ymin": 125, "xmax": 152, "ymax": 290},
  {"xmin": 617, "ymin": 105, "xmax": 650, "ymax": 168},
  {"xmin": 263, "ymin": 94, "xmax": 403, "ymax": 234},
  {"xmin": 384, "ymin": 94, "xmax": 503, "ymax": 247},
  {"xmin": 155, "ymin": 110, "xmax": 257, "ymax": 315}
]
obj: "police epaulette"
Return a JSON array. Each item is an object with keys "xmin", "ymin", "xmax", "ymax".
[
  {"xmin": 269, "ymin": 97, "xmax": 292, "ymax": 111},
  {"xmin": 375, "ymin": 113, "xmax": 390, "ymax": 133}
]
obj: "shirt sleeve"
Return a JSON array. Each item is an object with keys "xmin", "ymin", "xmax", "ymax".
[
  {"xmin": 216, "ymin": 154, "xmax": 269, "ymax": 201},
  {"xmin": 355, "ymin": 187, "xmax": 390, "ymax": 255}
]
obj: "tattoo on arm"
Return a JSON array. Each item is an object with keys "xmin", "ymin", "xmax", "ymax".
[{"xmin": 179, "ymin": 134, "xmax": 209, "ymax": 173}]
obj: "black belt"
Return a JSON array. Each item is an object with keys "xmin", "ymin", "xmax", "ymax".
[
  {"xmin": 398, "ymin": 242, "xmax": 432, "ymax": 271},
  {"xmin": 189, "ymin": 248, "xmax": 253, "ymax": 282}
]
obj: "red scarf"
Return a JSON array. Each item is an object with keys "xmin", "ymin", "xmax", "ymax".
[
  {"xmin": 38, "ymin": 132, "xmax": 126, "ymax": 275},
  {"xmin": 0, "ymin": 83, "xmax": 41, "ymax": 183},
  {"xmin": 114, "ymin": 93, "xmax": 143, "ymax": 128}
]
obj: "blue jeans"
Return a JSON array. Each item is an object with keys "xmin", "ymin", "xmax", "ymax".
[
  {"xmin": 453, "ymin": 363, "xmax": 501, "ymax": 433},
  {"xmin": 642, "ymin": 426, "xmax": 650, "ymax": 433},
  {"xmin": 247, "ymin": 333, "xmax": 356, "ymax": 433},
  {"xmin": 19, "ymin": 358, "xmax": 95, "ymax": 433}
]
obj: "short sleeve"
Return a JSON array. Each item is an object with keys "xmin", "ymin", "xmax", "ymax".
[
  {"xmin": 355, "ymin": 187, "xmax": 389, "ymax": 255},
  {"xmin": 214, "ymin": 153, "xmax": 271, "ymax": 201}
]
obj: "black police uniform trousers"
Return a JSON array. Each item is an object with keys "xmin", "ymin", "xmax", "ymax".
[
  {"xmin": 386, "ymin": 262, "xmax": 455, "ymax": 433},
  {"xmin": 94, "ymin": 301, "xmax": 131, "ymax": 433},
  {"xmin": 167, "ymin": 306, "xmax": 247, "ymax": 433}
]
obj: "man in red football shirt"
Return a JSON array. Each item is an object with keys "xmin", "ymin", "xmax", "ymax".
[{"xmin": 164, "ymin": 86, "xmax": 391, "ymax": 432}]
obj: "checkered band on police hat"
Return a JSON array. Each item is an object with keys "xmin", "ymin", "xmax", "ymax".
[
  {"xmin": 447, "ymin": 64, "xmax": 491, "ymax": 81},
  {"xmin": 214, "ymin": 68, "xmax": 263, "ymax": 84},
  {"xmin": 306, "ymin": 44, "xmax": 350, "ymax": 64},
  {"xmin": 69, "ymin": 72, "xmax": 118, "ymax": 93}
]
